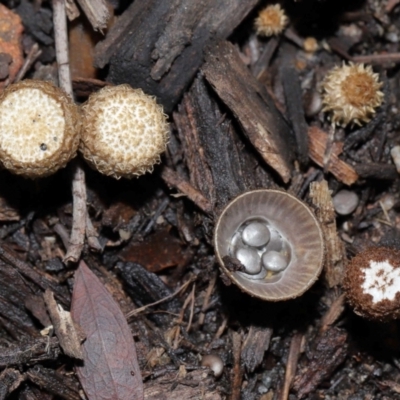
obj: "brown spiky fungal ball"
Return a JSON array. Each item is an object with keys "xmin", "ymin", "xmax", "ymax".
[
  {"xmin": 80, "ymin": 85, "xmax": 169, "ymax": 179},
  {"xmin": 343, "ymin": 247, "xmax": 400, "ymax": 321},
  {"xmin": 322, "ymin": 62, "xmax": 384, "ymax": 127},
  {"xmin": 255, "ymin": 4, "xmax": 287, "ymax": 37},
  {"xmin": 0, "ymin": 79, "xmax": 80, "ymax": 178}
]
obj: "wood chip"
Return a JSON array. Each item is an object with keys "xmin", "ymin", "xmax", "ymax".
[
  {"xmin": 202, "ymin": 41, "xmax": 295, "ymax": 183},
  {"xmin": 309, "ymin": 180, "xmax": 346, "ymax": 288},
  {"xmin": 75, "ymin": 0, "xmax": 110, "ymax": 32},
  {"xmin": 43, "ymin": 289, "xmax": 84, "ymax": 360},
  {"xmin": 308, "ymin": 126, "xmax": 359, "ymax": 186}
]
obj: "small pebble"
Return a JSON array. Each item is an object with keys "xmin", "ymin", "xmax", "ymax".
[
  {"xmin": 391, "ymin": 146, "xmax": 400, "ymax": 174},
  {"xmin": 262, "ymin": 250, "xmax": 288, "ymax": 272},
  {"xmin": 332, "ymin": 190, "xmax": 359, "ymax": 216},
  {"xmin": 242, "ymin": 221, "xmax": 270, "ymax": 247},
  {"xmin": 236, "ymin": 247, "xmax": 261, "ymax": 275}
]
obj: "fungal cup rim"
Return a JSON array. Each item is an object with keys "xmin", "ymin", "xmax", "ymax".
[{"xmin": 214, "ymin": 189, "xmax": 324, "ymax": 301}]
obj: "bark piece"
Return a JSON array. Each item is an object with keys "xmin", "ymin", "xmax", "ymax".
[
  {"xmin": 120, "ymin": 226, "xmax": 191, "ymax": 273},
  {"xmin": 144, "ymin": 369, "xmax": 221, "ymax": 400},
  {"xmin": 161, "ymin": 166, "xmax": 213, "ymax": 214},
  {"xmin": 0, "ymin": 4, "xmax": 24, "ymax": 87},
  {"xmin": 241, "ymin": 326, "xmax": 272, "ymax": 373},
  {"xmin": 75, "ymin": 0, "xmax": 110, "ymax": 32},
  {"xmin": 0, "ymin": 337, "xmax": 60, "ymax": 368},
  {"xmin": 174, "ymin": 75, "xmax": 276, "ymax": 213},
  {"xmin": 280, "ymin": 333, "xmax": 303, "ymax": 400},
  {"xmin": 24, "ymin": 294, "xmax": 52, "ymax": 328},
  {"xmin": 354, "ymin": 163, "xmax": 398, "ymax": 180},
  {"xmin": 96, "ymin": 0, "xmax": 258, "ymax": 112},
  {"xmin": 26, "ymin": 366, "xmax": 81, "ymax": 400},
  {"xmin": 72, "ymin": 77, "xmax": 110, "ymax": 97},
  {"xmin": 292, "ymin": 328, "xmax": 348, "ymax": 399},
  {"xmin": 308, "ymin": 126, "xmax": 359, "ymax": 186},
  {"xmin": 71, "ymin": 261, "xmax": 143, "ymax": 400},
  {"xmin": 282, "ymin": 66, "xmax": 309, "ymax": 167},
  {"xmin": 0, "ymin": 368, "xmax": 24, "ymax": 400},
  {"xmin": 230, "ymin": 332, "xmax": 243, "ymax": 400},
  {"xmin": 309, "ymin": 180, "xmax": 346, "ymax": 288},
  {"xmin": 202, "ymin": 41, "xmax": 295, "ymax": 183},
  {"xmin": 0, "ymin": 245, "xmax": 69, "ymax": 307},
  {"xmin": 43, "ymin": 289, "xmax": 84, "ymax": 359},
  {"xmin": 117, "ymin": 261, "xmax": 181, "ymax": 327}
]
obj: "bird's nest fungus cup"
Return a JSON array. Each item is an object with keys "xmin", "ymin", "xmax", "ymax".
[{"xmin": 214, "ymin": 190, "xmax": 324, "ymax": 301}]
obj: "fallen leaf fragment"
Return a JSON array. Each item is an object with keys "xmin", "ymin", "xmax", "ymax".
[
  {"xmin": 71, "ymin": 261, "xmax": 143, "ymax": 400},
  {"xmin": 308, "ymin": 126, "xmax": 358, "ymax": 185}
]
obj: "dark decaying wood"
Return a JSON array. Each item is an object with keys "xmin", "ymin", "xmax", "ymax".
[
  {"xmin": 0, "ymin": 245, "xmax": 69, "ymax": 307},
  {"xmin": 95, "ymin": 0, "xmax": 258, "ymax": 112},
  {"xmin": 26, "ymin": 366, "xmax": 81, "ymax": 400},
  {"xmin": 282, "ymin": 66, "xmax": 309, "ymax": 167},
  {"xmin": 160, "ymin": 166, "xmax": 213, "ymax": 214},
  {"xmin": 0, "ymin": 369, "xmax": 24, "ymax": 400},
  {"xmin": 117, "ymin": 261, "xmax": 182, "ymax": 327},
  {"xmin": 0, "ymin": 338, "xmax": 60, "ymax": 369},
  {"xmin": 144, "ymin": 369, "xmax": 221, "ymax": 400},
  {"xmin": 354, "ymin": 163, "xmax": 398, "ymax": 180},
  {"xmin": 174, "ymin": 74, "xmax": 276, "ymax": 214},
  {"xmin": 240, "ymin": 326, "xmax": 273, "ymax": 373},
  {"xmin": 292, "ymin": 328, "xmax": 348, "ymax": 399},
  {"xmin": 202, "ymin": 41, "xmax": 295, "ymax": 184}
]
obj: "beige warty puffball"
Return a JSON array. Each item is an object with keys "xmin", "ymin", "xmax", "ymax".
[{"xmin": 79, "ymin": 85, "xmax": 170, "ymax": 179}]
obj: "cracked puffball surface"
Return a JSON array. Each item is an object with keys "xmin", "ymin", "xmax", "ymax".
[
  {"xmin": 0, "ymin": 79, "xmax": 80, "ymax": 178},
  {"xmin": 344, "ymin": 247, "xmax": 400, "ymax": 321},
  {"xmin": 79, "ymin": 84, "xmax": 169, "ymax": 179}
]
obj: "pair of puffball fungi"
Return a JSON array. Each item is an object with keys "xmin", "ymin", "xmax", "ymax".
[{"xmin": 0, "ymin": 80, "xmax": 169, "ymax": 179}]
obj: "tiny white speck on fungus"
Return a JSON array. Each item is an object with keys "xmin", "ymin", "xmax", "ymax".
[
  {"xmin": 79, "ymin": 84, "xmax": 169, "ymax": 179},
  {"xmin": 0, "ymin": 79, "xmax": 80, "ymax": 178},
  {"xmin": 321, "ymin": 62, "xmax": 384, "ymax": 127},
  {"xmin": 254, "ymin": 4, "xmax": 288, "ymax": 37}
]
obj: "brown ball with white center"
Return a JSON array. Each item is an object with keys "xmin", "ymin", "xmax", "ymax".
[
  {"xmin": 79, "ymin": 85, "xmax": 169, "ymax": 179},
  {"xmin": 343, "ymin": 247, "xmax": 400, "ymax": 321},
  {"xmin": 0, "ymin": 79, "xmax": 80, "ymax": 178}
]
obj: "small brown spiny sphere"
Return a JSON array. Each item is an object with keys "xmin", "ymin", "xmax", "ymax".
[
  {"xmin": 343, "ymin": 247, "xmax": 400, "ymax": 321},
  {"xmin": 255, "ymin": 4, "xmax": 288, "ymax": 37},
  {"xmin": 80, "ymin": 85, "xmax": 169, "ymax": 179},
  {"xmin": 322, "ymin": 62, "xmax": 383, "ymax": 127},
  {"xmin": 0, "ymin": 79, "xmax": 80, "ymax": 178}
]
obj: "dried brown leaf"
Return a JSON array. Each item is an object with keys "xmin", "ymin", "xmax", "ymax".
[{"xmin": 71, "ymin": 261, "xmax": 143, "ymax": 400}]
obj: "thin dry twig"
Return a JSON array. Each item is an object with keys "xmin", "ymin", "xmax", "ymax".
[
  {"xmin": 63, "ymin": 160, "xmax": 87, "ymax": 263},
  {"xmin": 186, "ymin": 283, "xmax": 196, "ymax": 333},
  {"xmin": 126, "ymin": 277, "xmax": 195, "ymax": 319},
  {"xmin": 280, "ymin": 333, "xmax": 303, "ymax": 400},
  {"xmin": 14, "ymin": 43, "xmax": 42, "ymax": 83},
  {"xmin": 52, "ymin": 0, "xmax": 90, "ymax": 264},
  {"xmin": 85, "ymin": 213, "xmax": 102, "ymax": 252},
  {"xmin": 198, "ymin": 274, "xmax": 217, "ymax": 326},
  {"xmin": 230, "ymin": 332, "xmax": 243, "ymax": 400},
  {"xmin": 52, "ymin": 0, "xmax": 73, "ymax": 97}
]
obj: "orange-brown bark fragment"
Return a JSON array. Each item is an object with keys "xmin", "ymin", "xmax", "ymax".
[{"xmin": 0, "ymin": 4, "xmax": 23, "ymax": 89}]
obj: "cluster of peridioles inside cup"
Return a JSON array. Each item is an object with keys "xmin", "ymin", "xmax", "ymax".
[{"xmin": 229, "ymin": 218, "xmax": 292, "ymax": 280}]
